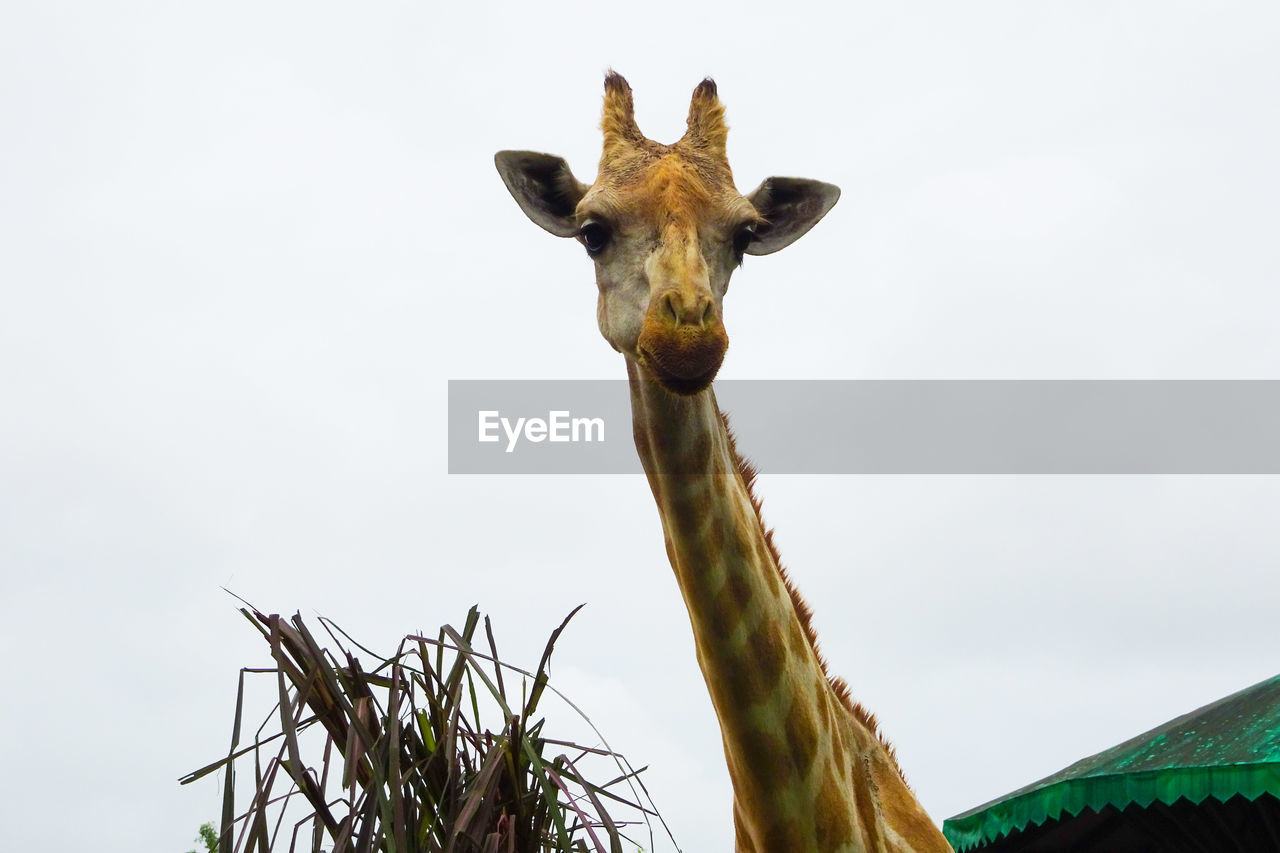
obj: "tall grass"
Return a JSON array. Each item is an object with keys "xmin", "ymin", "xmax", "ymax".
[{"xmin": 182, "ymin": 603, "xmax": 673, "ymax": 853}]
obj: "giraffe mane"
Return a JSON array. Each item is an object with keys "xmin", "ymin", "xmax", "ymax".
[{"xmin": 719, "ymin": 410, "xmax": 911, "ymax": 787}]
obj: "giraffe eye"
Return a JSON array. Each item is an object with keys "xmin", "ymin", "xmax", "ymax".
[
  {"xmin": 579, "ymin": 221, "xmax": 611, "ymax": 257},
  {"xmin": 732, "ymin": 224, "xmax": 756, "ymax": 261}
]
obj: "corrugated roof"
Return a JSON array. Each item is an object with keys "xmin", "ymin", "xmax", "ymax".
[{"xmin": 944, "ymin": 673, "xmax": 1280, "ymax": 851}]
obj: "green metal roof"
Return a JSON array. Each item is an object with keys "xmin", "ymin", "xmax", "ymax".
[{"xmin": 944, "ymin": 673, "xmax": 1280, "ymax": 852}]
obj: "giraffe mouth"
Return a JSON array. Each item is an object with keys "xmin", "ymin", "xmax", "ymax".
[
  {"xmin": 638, "ymin": 345, "xmax": 723, "ymax": 395},
  {"xmin": 636, "ymin": 309, "xmax": 729, "ymax": 396}
]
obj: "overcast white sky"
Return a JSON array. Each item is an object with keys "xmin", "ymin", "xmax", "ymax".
[{"xmin": 3, "ymin": 3, "xmax": 1279, "ymax": 851}]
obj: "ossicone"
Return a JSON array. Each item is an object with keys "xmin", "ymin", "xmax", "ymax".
[
  {"xmin": 682, "ymin": 76, "xmax": 728, "ymax": 159},
  {"xmin": 601, "ymin": 69, "xmax": 642, "ymax": 150}
]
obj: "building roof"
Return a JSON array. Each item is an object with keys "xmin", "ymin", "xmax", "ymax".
[{"xmin": 944, "ymin": 673, "xmax": 1280, "ymax": 851}]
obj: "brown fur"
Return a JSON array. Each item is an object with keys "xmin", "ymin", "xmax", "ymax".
[
  {"xmin": 683, "ymin": 77, "xmax": 729, "ymax": 159},
  {"xmin": 720, "ymin": 410, "xmax": 910, "ymax": 785},
  {"xmin": 599, "ymin": 71, "xmax": 667, "ymax": 169},
  {"xmin": 817, "ymin": 766, "xmax": 858, "ymax": 847},
  {"xmin": 601, "ymin": 70, "xmax": 643, "ymax": 147},
  {"xmin": 637, "ymin": 314, "xmax": 728, "ymax": 394},
  {"xmin": 592, "ymin": 74, "xmax": 747, "ymax": 231}
]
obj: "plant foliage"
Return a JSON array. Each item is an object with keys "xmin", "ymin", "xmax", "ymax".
[
  {"xmin": 186, "ymin": 821, "xmax": 219, "ymax": 853},
  {"xmin": 182, "ymin": 604, "xmax": 672, "ymax": 853}
]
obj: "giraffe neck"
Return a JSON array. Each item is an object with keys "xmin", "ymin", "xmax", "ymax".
[
  {"xmin": 625, "ymin": 359, "xmax": 952, "ymax": 853},
  {"xmin": 626, "ymin": 361, "xmax": 853, "ymax": 848}
]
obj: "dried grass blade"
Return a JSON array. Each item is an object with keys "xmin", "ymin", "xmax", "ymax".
[
  {"xmin": 527, "ymin": 604, "xmax": 585, "ymax": 717},
  {"xmin": 484, "ymin": 614, "xmax": 505, "ymax": 698},
  {"xmin": 446, "ymin": 744, "xmax": 506, "ymax": 852},
  {"xmin": 544, "ymin": 763, "xmax": 606, "ymax": 853},
  {"xmin": 558, "ymin": 755, "xmax": 623, "ymax": 853},
  {"xmin": 387, "ymin": 661, "xmax": 408, "ymax": 853},
  {"xmin": 220, "ymin": 667, "xmax": 247, "ymax": 853},
  {"xmin": 440, "ymin": 624, "xmax": 574, "ymax": 851}
]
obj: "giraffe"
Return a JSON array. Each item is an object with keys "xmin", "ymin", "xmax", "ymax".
[{"xmin": 494, "ymin": 73, "xmax": 952, "ymax": 853}]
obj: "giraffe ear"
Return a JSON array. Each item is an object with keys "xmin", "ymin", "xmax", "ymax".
[
  {"xmin": 494, "ymin": 151, "xmax": 589, "ymax": 238},
  {"xmin": 744, "ymin": 177, "xmax": 841, "ymax": 255}
]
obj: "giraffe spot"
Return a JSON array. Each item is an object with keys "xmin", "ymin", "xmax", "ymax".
[
  {"xmin": 759, "ymin": 815, "xmax": 806, "ymax": 851},
  {"xmin": 725, "ymin": 564, "xmax": 753, "ymax": 608},
  {"xmin": 721, "ymin": 524, "xmax": 749, "ymax": 562},
  {"xmin": 744, "ymin": 627, "xmax": 786, "ymax": 705},
  {"xmin": 705, "ymin": 590, "xmax": 743, "ymax": 639},
  {"xmin": 706, "ymin": 519, "xmax": 726, "ymax": 558},
  {"xmin": 815, "ymin": 766, "xmax": 856, "ymax": 848},
  {"xmin": 784, "ymin": 702, "xmax": 820, "ymax": 776},
  {"xmin": 670, "ymin": 487, "xmax": 707, "ymax": 538},
  {"xmin": 702, "ymin": 567, "xmax": 751, "ymax": 638},
  {"xmin": 750, "ymin": 729, "xmax": 792, "ymax": 784}
]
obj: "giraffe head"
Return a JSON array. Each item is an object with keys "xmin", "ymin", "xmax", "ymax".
[{"xmin": 496, "ymin": 72, "xmax": 839, "ymax": 395}]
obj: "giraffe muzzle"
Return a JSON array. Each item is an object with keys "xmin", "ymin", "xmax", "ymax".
[{"xmin": 637, "ymin": 309, "xmax": 729, "ymax": 396}]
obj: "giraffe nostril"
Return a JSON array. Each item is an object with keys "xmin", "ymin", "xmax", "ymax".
[
  {"xmin": 654, "ymin": 289, "xmax": 718, "ymax": 327},
  {"xmin": 663, "ymin": 292, "xmax": 680, "ymax": 323}
]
